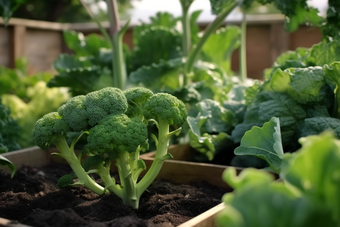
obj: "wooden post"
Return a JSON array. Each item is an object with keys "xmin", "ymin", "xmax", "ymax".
[
  {"xmin": 12, "ymin": 25, "xmax": 26, "ymax": 67},
  {"xmin": 270, "ymin": 23, "xmax": 289, "ymax": 64}
]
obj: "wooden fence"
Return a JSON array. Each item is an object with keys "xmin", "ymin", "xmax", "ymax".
[{"xmin": 0, "ymin": 15, "xmax": 321, "ymax": 80}]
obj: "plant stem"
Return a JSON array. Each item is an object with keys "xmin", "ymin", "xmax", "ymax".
[
  {"xmin": 183, "ymin": 0, "xmax": 239, "ymax": 85},
  {"xmin": 179, "ymin": 0, "xmax": 194, "ymax": 87},
  {"xmin": 240, "ymin": 13, "xmax": 247, "ymax": 83},
  {"xmin": 106, "ymin": 0, "xmax": 128, "ymax": 90},
  {"xmin": 55, "ymin": 139, "xmax": 105, "ymax": 195}
]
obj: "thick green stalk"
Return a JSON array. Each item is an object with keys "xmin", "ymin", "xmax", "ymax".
[
  {"xmin": 54, "ymin": 138, "xmax": 105, "ymax": 195},
  {"xmin": 183, "ymin": 0, "xmax": 239, "ymax": 85},
  {"xmin": 112, "ymin": 31, "xmax": 127, "ymax": 89},
  {"xmin": 240, "ymin": 13, "xmax": 247, "ymax": 83},
  {"xmin": 136, "ymin": 120, "xmax": 172, "ymax": 198},
  {"xmin": 116, "ymin": 152, "xmax": 139, "ymax": 209},
  {"xmin": 179, "ymin": 0, "xmax": 194, "ymax": 87}
]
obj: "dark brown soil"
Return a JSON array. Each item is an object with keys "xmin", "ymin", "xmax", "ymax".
[{"xmin": 0, "ymin": 164, "xmax": 229, "ymax": 227}]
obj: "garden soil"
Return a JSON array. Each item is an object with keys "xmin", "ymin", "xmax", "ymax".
[{"xmin": 0, "ymin": 164, "xmax": 229, "ymax": 227}]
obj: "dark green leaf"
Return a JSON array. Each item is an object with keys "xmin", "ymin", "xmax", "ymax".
[
  {"xmin": 57, "ymin": 174, "xmax": 77, "ymax": 188},
  {"xmin": 0, "ymin": 155, "xmax": 16, "ymax": 178}
]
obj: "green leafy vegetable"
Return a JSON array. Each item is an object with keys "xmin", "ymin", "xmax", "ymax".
[
  {"xmin": 217, "ymin": 131, "xmax": 340, "ymax": 227},
  {"xmin": 234, "ymin": 117, "xmax": 284, "ymax": 173}
]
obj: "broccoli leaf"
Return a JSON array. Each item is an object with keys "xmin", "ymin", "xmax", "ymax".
[
  {"xmin": 0, "ymin": 155, "xmax": 16, "ymax": 178},
  {"xmin": 234, "ymin": 117, "xmax": 284, "ymax": 173},
  {"xmin": 57, "ymin": 174, "xmax": 77, "ymax": 188}
]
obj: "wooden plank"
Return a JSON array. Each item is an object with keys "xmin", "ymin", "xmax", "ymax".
[
  {"xmin": 177, "ymin": 203, "xmax": 225, "ymax": 227},
  {"xmin": 0, "ymin": 18, "xmax": 69, "ymax": 31},
  {"xmin": 0, "ymin": 26, "xmax": 10, "ymax": 67},
  {"xmin": 12, "ymin": 25, "xmax": 26, "ymax": 65}
]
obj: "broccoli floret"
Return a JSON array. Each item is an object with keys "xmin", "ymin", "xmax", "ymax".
[
  {"xmin": 58, "ymin": 95, "xmax": 88, "ymax": 131},
  {"xmin": 84, "ymin": 87, "xmax": 128, "ymax": 126},
  {"xmin": 32, "ymin": 112, "xmax": 70, "ymax": 150},
  {"xmin": 143, "ymin": 93, "xmax": 187, "ymax": 127},
  {"xmin": 124, "ymin": 87, "xmax": 153, "ymax": 120},
  {"xmin": 85, "ymin": 114, "xmax": 148, "ymax": 156}
]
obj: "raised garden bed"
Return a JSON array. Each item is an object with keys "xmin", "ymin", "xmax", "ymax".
[{"xmin": 0, "ymin": 146, "xmax": 234, "ymax": 227}]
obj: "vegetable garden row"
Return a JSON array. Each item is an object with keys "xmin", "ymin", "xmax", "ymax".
[{"xmin": 1, "ymin": 0, "xmax": 340, "ymax": 226}]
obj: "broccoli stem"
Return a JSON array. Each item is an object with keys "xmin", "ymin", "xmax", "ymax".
[
  {"xmin": 54, "ymin": 138, "xmax": 105, "ymax": 195},
  {"xmin": 96, "ymin": 161, "xmax": 123, "ymax": 198},
  {"xmin": 136, "ymin": 119, "xmax": 173, "ymax": 198},
  {"xmin": 116, "ymin": 152, "xmax": 139, "ymax": 209}
]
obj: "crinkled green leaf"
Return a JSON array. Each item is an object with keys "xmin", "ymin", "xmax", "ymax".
[
  {"xmin": 232, "ymin": 92, "xmax": 306, "ymax": 145},
  {"xmin": 131, "ymin": 26, "xmax": 182, "ymax": 71},
  {"xmin": 300, "ymin": 117, "xmax": 340, "ymax": 138},
  {"xmin": 188, "ymin": 99, "xmax": 235, "ymax": 161},
  {"xmin": 310, "ymin": 39, "xmax": 340, "ymax": 66},
  {"xmin": 0, "ymin": 155, "xmax": 16, "ymax": 178},
  {"xmin": 281, "ymin": 132, "xmax": 340, "ymax": 222},
  {"xmin": 234, "ymin": 117, "xmax": 284, "ymax": 173},
  {"xmin": 195, "ymin": 99, "xmax": 236, "ymax": 133},
  {"xmin": 47, "ymin": 67, "xmax": 103, "ymax": 96},
  {"xmin": 129, "ymin": 58, "xmax": 185, "ymax": 92},
  {"xmin": 201, "ymin": 26, "xmax": 241, "ymax": 75},
  {"xmin": 270, "ymin": 67, "xmax": 326, "ymax": 105}
]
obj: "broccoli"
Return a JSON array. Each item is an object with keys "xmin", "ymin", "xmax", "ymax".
[{"xmin": 32, "ymin": 87, "xmax": 187, "ymax": 209}]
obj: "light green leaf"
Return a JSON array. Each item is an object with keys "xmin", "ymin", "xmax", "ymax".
[
  {"xmin": 201, "ymin": 26, "xmax": 241, "ymax": 75},
  {"xmin": 0, "ymin": 155, "xmax": 16, "ymax": 178},
  {"xmin": 324, "ymin": 61, "xmax": 340, "ymax": 118},
  {"xmin": 270, "ymin": 67, "xmax": 326, "ymax": 105},
  {"xmin": 281, "ymin": 132, "xmax": 340, "ymax": 222},
  {"xmin": 234, "ymin": 117, "xmax": 284, "ymax": 173},
  {"xmin": 310, "ymin": 39, "xmax": 340, "ymax": 66}
]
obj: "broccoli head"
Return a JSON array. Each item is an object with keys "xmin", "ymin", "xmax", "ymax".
[
  {"xmin": 143, "ymin": 93, "xmax": 187, "ymax": 126},
  {"xmin": 58, "ymin": 95, "xmax": 88, "ymax": 131},
  {"xmin": 124, "ymin": 87, "xmax": 153, "ymax": 119},
  {"xmin": 85, "ymin": 114, "xmax": 148, "ymax": 158},
  {"xmin": 32, "ymin": 112, "xmax": 70, "ymax": 149},
  {"xmin": 84, "ymin": 87, "xmax": 128, "ymax": 126}
]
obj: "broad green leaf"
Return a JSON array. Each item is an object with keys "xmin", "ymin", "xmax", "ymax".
[
  {"xmin": 310, "ymin": 39, "xmax": 340, "ymax": 66},
  {"xmin": 201, "ymin": 26, "xmax": 241, "ymax": 75},
  {"xmin": 270, "ymin": 67, "xmax": 326, "ymax": 105},
  {"xmin": 131, "ymin": 26, "xmax": 182, "ymax": 71},
  {"xmin": 222, "ymin": 167, "xmax": 274, "ymax": 190},
  {"xmin": 195, "ymin": 99, "xmax": 236, "ymax": 133},
  {"xmin": 0, "ymin": 155, "xmax": 16, "ymax": 178},
  {"xmin": 219, "ymin": 175, "xmax": 335, "ymax": 227},
  {"xmin": 53, "ymin": 54, "xmax": 92, "ymax": 72},
  {"xmin": 245, "ymin": 80, "xmax": 261, "ymax": 106},
  {"xmin": 188, "ymin": 99, "xmax": 235, "ymax": 161},
  {"xmin": 47, "ymin": 67, "xmax": 103, "ymax": 96},
  {"xmin": 57, "ymin": 174, "xmax": 77, "ymax": 188},
  {"xmin": 129, "ymin": 58, "xmax": 185, "ymax": 92},
  {"xmin": 281, "ymin": 132, "xmax": 340, "ymax": 223},
  {"xmin": 234, "ymin": 117, "xmax": 284, "ymax": 173},
  {"xmin": 149, "ymin": 12, "xmax": 179, "ymax": 28},
  {"xmin": 300, "ymin": 117, "xmax": 340, "ymax": 138}
]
